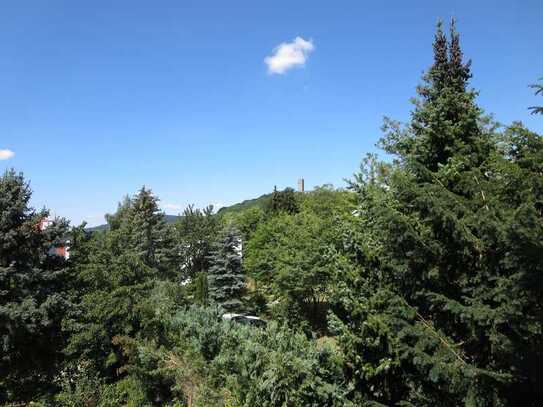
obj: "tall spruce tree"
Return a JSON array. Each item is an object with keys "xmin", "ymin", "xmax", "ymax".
[
  {"xmin": 105, "ymin": 187, "xmax": 174, "ymax": 270},
  {"xmin": 207, "ymin": 224, "xmax": 245, "ymax": 313},
  {"xmin": 332, "ymin": 20, "xmax": 543, "ymax": 405},
  {"xmin": 382, "ymin": 20, "xmax": 491, "ymax": 177},
  {"xmin": 66, "ymin": 187, "xmax": 176, "ymax": 377},
  {"xmin": 0, "ymin": 169, "xmax": 71, "ymax": 401}
]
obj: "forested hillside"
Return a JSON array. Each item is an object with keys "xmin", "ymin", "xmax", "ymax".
[
  {"xmin": 216, "ymin": 193, "xmax": 272, "ymax": 216},
  {"xmin": 1, "ymin": 21, "xmax": 542, "ymax": 406}
]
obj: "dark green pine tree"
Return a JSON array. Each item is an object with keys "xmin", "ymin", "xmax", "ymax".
[
  {"xmin": 207, "ymin": 224, "xmax": 245, "ymax": 313},
  {"xmin": 66, "ymin": 187, "xmax": 175, "ymax": 377},
  {"xmin": 0, "ymin": 169, "xmax": 71, "ymax": 401},
  {"xmin": 383, "ymin": 20, "xmax": 491, "ymax": 177},
  {"xmin": 106, "ymin": 187, "xmax": 174, "ymax": 272},
  {"xmin": 335, "ymin": 20, "xmax": 543, "ymax": 405}
]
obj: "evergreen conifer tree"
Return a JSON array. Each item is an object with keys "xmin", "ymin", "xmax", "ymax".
[
  {"xmin": 382, "ymin": 20, "xmax": 491, "ymax": 176},
  {"xmin": 66, "ymin": 187, "xmax": 175, "ymax": 376},
  {"xmin": 207, "ymin": 224, "xmax": 245, "ymax": 313},
  {"xmin": 334, "ymin": 20, "xmax": 543, "ymax": 405},
  {"xmin": 106, "ymin": 187, "xmax": 174, "ymax": 271},
  {"xmin": 0, "ymin": 169, "xmax": 71, "ymax": 401}
]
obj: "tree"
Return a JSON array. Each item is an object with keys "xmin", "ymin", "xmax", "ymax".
[
  {"xmin": 207, "ymin": 224, "xmax": 245, "ymax": 313},
  {"xmin": 333, "ymin": 20, "xmax": 543, "ymax": 405},
  {"xmin": 225, "ymin": 206, "xmax": 265, "ymax": 242},
  {"xmin": 66, "ymin": 187, "xmax": 177, "ymax": 377},
  {"xmin": 381, "ymin": 20, "xmax": 491, "ymax": 177},
  {"xmin": 299, "ymin": 184, "xmax": 356, "ymax": 218},
  {"xmin": 244, "ymin": 213, "xmax": 328, "ymax": 325},
  {"xmin": 268, "ymin": 187, "xmax": 299, "ymax": 215},
  {"xmin": 529, "ymin": 77, "xmax": 543, "ymax": 115},
  {"xmin": 106, "ymin": 187, "xmax": 174, "ymax": 271},
  {"xmin": 0, "ymin": 169, "xmax": 71, "ymax": 401},
  {"xmin": 245, "ymin": 187, "xmax": 355, "ymax": 331},
  {"xmin": 173, "ymin": 204, "xmax": 218, "ymax": 280},
  {"xmin": 194, "ymin": 271, "xmax": 209, "ymax": 305}
]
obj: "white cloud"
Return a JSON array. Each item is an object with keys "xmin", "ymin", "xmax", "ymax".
[
  {"xmin": 264, "ymin": 36, "xmax": 315, "ymax": 74},
  {"xmin": 0, "ymin": 149, "xmax": 15, "ymax": 160}
]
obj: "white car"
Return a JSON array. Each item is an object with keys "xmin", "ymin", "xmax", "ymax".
[{"xmin": 222, "ymin": 313, "xmax": 267, "ymax": 328}]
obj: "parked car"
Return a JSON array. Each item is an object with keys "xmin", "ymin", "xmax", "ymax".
[{"xmin": 222, "ymin": 313, "xmax": 267, "ymax": 328}]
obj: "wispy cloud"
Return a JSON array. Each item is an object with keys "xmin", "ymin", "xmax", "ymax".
[
  {"xmin": 0, "ymin": 149, "xmax": 15, "ymax": 160},
  {"xmin": 264, "ymin": 36, "xmax": 315, "ymax": 74}
]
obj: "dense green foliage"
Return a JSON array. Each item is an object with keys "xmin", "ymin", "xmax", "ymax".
[
  {"xmin": 244, "ymin": 186, "xmax": 355, "ymax": 331},
  {"xmin": 173, "ymin": 205, "xmax": 219, "ymax": 280},
  {"xmin": 268, "ymin": 187, "xmax": 300, "ymax": 215},
  {"xmin": 1, "ymin": 21, "xmax": 542, "ymax": 406},
  {"xmin": 331, "ymin": 23, "xmax": 543, "ymax": 405},
  {"xmin": 0, "ymin": 170, "xmax": 71, "ymax": 401},
  {"xmin": 64, "ymin": 188, "xmax": 180, "ymax": 379},
  {"xmin": 207, "ymin": 224, "xmax": 245, "ymax": 313}
]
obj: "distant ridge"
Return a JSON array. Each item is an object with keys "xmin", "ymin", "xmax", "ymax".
[
  {"xmin": 216, "ymin": 193, "xmax": 272, "ymax": 215},
  {"xmin": 216, "ymin": 187, "xmax": 313, "ymax": 216},
  {"xmin": 86, "ymin": 214, "xmax": 181, "ymax": 232},
  {"xmin": 85, "ymin": 194, "xmax": 271, "ymax": 232},
  {"xmin": 86, "ymin": 193, "xmax": 272, "ymax": 232}
]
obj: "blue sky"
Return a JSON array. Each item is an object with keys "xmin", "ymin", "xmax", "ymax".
[{"xmin": 1, "ymin": 0, "xmax": 542, "ymax": 226}]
